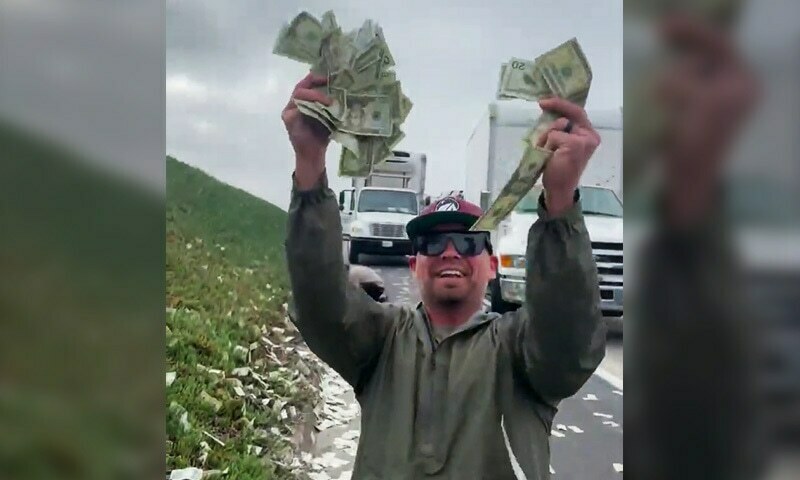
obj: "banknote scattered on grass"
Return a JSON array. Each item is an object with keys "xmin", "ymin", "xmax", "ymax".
[
  {"xmin": 273, "ymin": 11, "xmax": 413, "ymax": 177},
  {"xmin": 472, "ymin": 38, "xmax": 592, "ymax": 231}
]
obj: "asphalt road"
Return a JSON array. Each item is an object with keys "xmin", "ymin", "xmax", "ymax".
[{"xmin": 349, "ymin": 249, "xmax": 624, "ymax": 479}]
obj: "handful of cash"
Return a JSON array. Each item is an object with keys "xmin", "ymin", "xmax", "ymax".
[
  {"xmin": 471, "ymin": 38, "xmax": 593, "ymax": 231},
  {"xmin": 273, "ymin": 11, "xmax": 413, "ymax": 177}
]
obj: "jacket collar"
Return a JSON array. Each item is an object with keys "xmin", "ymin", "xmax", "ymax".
[{"xmin": 412, "ymin": 302, "xmax": 501, "ymax": 351}]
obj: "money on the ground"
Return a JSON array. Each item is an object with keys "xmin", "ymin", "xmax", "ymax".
[
  {"xmin": 273, "ymin": 11, "xmax": 412, "ymax": 177},
  {"xmin": 473, "ymin": 38, "xmax": 592, "ymax": 231}
]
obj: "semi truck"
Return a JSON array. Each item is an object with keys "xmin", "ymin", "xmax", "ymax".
[
  {"xmin": 464, "ymin": 102, "xmax": 624, "ymax": 332},
  {"xmin": 339, "ymin": 150, "xmax": 428, "ymax": 265}
]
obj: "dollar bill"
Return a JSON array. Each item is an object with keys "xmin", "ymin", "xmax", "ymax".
[
  {"xmin": 399, "ymin": 93, "xmax": 413, "ymax": 123},
  {"xmin": 338, "ymin": 140, "xmax": 373, "ymax": 177},
  {"xmin": 354, "ymin": 37, "xmax": 395, "ymax": 72},
  {"xmin": 292, "ymin": 86, "xmax": 347, "ymax": 131},
  {"xmin": 275, "ymin": 11, "xmax": 411, "ymax": 176},
  {"xmin": 348, "ymin": 59, "xmax": 384, "ymax": 89},
  {"xmin": 379, "ymin": 70, "xmax": 397, "ymax": 83},
  {"xmin": 338, "ymin": 124, "xmax": 404, "ymax": 177},
  {"xmin": 523, "ymin": 110, "xmax": 560, "ymax": 149},
  {"xmin": 471, "ymin": 146, "xmax": 553, "ymax": 231},
  {"xmin": 498, "ymin": 57, "xmax": 552, "ymax": 101},
  {"xmin": 272, "ymin": 12, "xmax": 324, "ymax": 64},
  {"xmin": 329, "ymin": 69, "xmax": 355, "ymax": 90},
  {"xmin": 368, "ymin": 81, "xmax": 403, "ymax": 120},
  {"xmin": 339, "ymin": 93, "xmax": 393, "ymax": 137},
  {"xmin": 473, "ymin": 38, "xmax": 592, "ymax": 231},
  {"xmin": 332, "ymin": 131, "xmax": 360, "ymax": 156},
  {"xmin": 294, "ymin": 100, "xmax": 335, "ymax": 132},
  {"xmin": 385, "ymin": 126, "xmax": 406, "ymax": 151},
  {"xmin": 537, "ymin": 38, "xmax": 592, "ymax": 99},
  {"xmin": 372, "ymin": 125, "xmax": 406, "ymax": 164},
  {"xmin": 320, "ymin": 10, "xmax": 338, "ymax": 31},
  {"xmin": 496, "ymin": 63, "xmax": 509, "ymax": 98}
]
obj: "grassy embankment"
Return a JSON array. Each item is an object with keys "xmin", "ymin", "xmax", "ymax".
[{"xmin": 167, "ymin": 156, "xmax": 319, "ymax": 479}]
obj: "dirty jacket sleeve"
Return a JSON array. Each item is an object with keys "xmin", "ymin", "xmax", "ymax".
[
  {"xmin": 285, "ymin": 171, "xmax": 395, "ymax": 390},
  {"xmin": 509, "ymin": 190, "xmax": 606, "ymax": 404}
]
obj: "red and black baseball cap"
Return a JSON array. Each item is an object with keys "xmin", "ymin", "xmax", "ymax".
[{"xmin": 406, "ymin": 196, "xmax": 485, "ymax": 238}]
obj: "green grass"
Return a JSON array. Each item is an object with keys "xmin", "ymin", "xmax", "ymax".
[
  {"xmin": 167, "ymin": 156, "xmax": 288, "ymax": 281},
  {"xmin": 166, "ymin": 157, "xmax": 313, "ymax": 479}
]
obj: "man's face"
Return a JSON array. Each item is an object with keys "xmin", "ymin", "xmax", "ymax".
[{"xmin": 408, "ymin": 225, "xmax": 498, "ymax": 308}]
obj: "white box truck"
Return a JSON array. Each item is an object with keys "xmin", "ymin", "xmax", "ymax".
[
  {"xmin": 339, "ymin": 150, "xmax": 428, "ymax": 264},
  {"xmin": 464, "ymin": 102, "xmax": 624, "ymax": 332}
]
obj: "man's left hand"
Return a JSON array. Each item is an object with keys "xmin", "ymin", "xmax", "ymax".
[{"xmin": 536, "ymin": 97, "xmax": 601, "ymax": 216}]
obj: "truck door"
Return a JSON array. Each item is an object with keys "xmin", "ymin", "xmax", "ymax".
[{"xmin": 339, "ymin": 189, "xmax": 356, "ymax": 237}]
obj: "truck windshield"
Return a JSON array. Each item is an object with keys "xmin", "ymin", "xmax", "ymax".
[
  {"xmin": 514, "ymin": 186, "xmax": 623, "ymax": 217},
  {"xmin": 358, "ymin": 190, "xmax": 418, "ymax": 214}
]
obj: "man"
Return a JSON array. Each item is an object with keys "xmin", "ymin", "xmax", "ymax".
[{"xmin": 283, "ymin": 72, "xmax": 606, "ymax": 479}]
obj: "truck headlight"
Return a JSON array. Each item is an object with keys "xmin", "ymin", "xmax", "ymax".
[
  {"xmin": 500, "ymin": 278, "xmax": 526, "ymax": 303},
  {"xmin": 350, "ymin": 222, "xmax": 367, "ymax": 235},
  {"xmin": 499, "ymin": 255, "xmax": 526, "ymax": 269}
]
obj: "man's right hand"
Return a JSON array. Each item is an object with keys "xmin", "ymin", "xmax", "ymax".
[{"xmin": 282, "ymin": 73, "xmax": 334, "ymax": 189}]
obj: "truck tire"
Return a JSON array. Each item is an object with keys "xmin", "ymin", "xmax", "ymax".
[
  {"xmin": 348, "ymin": 243, "xmax": 360, "ymax": 265},
  {"xmin": 489, "ymin": 278, "xmax": 519, "ymax": 314}
]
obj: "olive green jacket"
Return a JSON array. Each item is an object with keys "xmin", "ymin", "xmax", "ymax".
[{"xmin": 286, "ymin": 173, "xmax": 606, "ymax": 479}]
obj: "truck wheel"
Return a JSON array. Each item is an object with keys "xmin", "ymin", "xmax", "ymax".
[
  {"xmin": 489, "ymin": 278, "xmax": 519, "ymax": 314},
  {"xmin": 348, "ymin": 243, "xmax": 360, "ymax": 265}
]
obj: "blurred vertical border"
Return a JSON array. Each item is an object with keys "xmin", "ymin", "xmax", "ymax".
[
  {"xmin": 625, "ymin": 0, "xmax": 800, "ymax": 479},
  {"xmin": 0, "ymin": 1, "xmax": 166, "ymax": 478}
]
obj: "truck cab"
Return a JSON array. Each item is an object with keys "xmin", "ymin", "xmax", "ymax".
[
  {"xmin": 489, "ymin": 184, "xmax": 624, "ymax": 332},
  {"xmin": 339, "ymin": 151, "xmax": 427, "ymax": 264}
]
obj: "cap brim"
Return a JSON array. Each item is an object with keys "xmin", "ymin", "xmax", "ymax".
[{"xmin": 406, "ymin": 211, "xmax": 479, "ymax": 238}]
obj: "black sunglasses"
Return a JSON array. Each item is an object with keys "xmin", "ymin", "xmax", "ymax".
[{"xmin": 412, "ymin": 232, "xmax": 493, "ymax": 257}]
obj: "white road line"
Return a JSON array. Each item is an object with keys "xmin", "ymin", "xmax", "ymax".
[
  {"xmin": 594, "ymin": 366, "xmax": 624, "ymax": 391},
  {"xmin": 500, "ymin": 415, "xmax": 528, "ymax": 480},
  {"xmin": 568, "ymin": 425, "xmax": 583, "ymax": 433}
]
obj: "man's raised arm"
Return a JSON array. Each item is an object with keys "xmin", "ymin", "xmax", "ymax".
[
  {"xmin": 282, "ymin": 74, "xmax": 393, "ymax": 389},
  {"xmin": 512, "ymin": 190, "xmax": 606, "ymax": 404},
  {"xmin": 508, "ymin": 97, "xmax": 607, "ymax": 404}
]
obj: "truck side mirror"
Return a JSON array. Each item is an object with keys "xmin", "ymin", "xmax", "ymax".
[
  {"xmin": 338, "ymin": 190, "xmax": 345, "ymax": 207},
  {"xmin": 339, "ymin": 204, "xmax": 344, "ymax": 211},
  {"xmin": 424, "ymin": 196, "xmax": 431, "ymax": 206}
]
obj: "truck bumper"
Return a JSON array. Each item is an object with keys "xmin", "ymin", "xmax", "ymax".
[
  {"xmin": 500, "ymin": 275, "xmax": 624, "ymax": 333},
  {"xmin": 351, "ymin": 237, "xmax": 412, "ymax": 256},
  {"xmin": 599, "ymin": 285, "xmax": 623, "ymax": 334}
]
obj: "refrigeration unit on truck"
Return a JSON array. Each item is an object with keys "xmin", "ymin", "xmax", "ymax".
[
  {"xmin": 339, "ymin": 150, "xmax": 428, "ymax": 264},
  {"xmin": 464, "ymin": 102, "xmax": 624, "ymax": 332}
]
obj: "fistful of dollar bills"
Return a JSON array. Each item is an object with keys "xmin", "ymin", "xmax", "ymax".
[
  {"xmin": 273, "ymin": 11, "xmax": 412, "ymax": 178},
  {"xmin": 471, "ymin": 38, "xmax": 593, "ymax": 231}
]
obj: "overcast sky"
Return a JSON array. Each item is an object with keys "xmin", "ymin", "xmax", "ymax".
[{"xmin": 167, "ymin": 0, "xmax": 622, "ymax": 210}]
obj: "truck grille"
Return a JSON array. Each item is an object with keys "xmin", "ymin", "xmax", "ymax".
[
  {"xmin": 591, "ymin": 241, "xmax": 623, "ymax": 280},
  {"xmin": 370, "ymin": 223, "xmax": 405, "ymax": 238}
]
